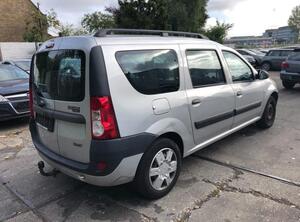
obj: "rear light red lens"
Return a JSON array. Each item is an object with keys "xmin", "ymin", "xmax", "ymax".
[
  {"xmin": 90, "ymin": 96, "xmax": 119, "ymax": 140},
  {"xmin": 29, "ymin": 88, "xmax": 33, "ymax": 117},
  {"xmin": 281, "ymin": 61, "xmax": 289, "ymax": 69},
  {"xmin": 96, "ymin": 161, "xmax": 107, "ymax": 172}
]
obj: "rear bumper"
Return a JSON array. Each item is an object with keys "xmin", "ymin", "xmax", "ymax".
[
  {"xmin": 280, "ymin": 71, "xmax": 300, "ymax": 82},
  {"xmin": 38, "ymin": 151, "xmax": 143, "ymax": 186},
  {"xmin": 30, "ymin": 119, "xmax": 157, "ymax": 186},
  {"xmin": 0, "ymin": 102, "xmax": 29, "ymax": 121}
]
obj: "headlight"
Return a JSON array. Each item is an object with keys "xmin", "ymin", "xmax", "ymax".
[{"xmin": 0, "ymin": 95, "xmax": 8, "ymax": 102}]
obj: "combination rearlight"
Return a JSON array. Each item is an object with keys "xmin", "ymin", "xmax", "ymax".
[
  {"xmin": 91, "ymin": 96, "xmax": 119, "ymax": 140},
  {"xmin": 281, "ymin": 61, "xmax": 289, "ymax": 69}
]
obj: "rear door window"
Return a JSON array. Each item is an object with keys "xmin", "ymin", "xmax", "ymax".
[
  {"xmin": 186, "ymin": 50, "xmax": 226, "ymax": 87},
  {"xmin": 34, "ymin": 50, "xmax": 85, "ymax": 101},
  {"xmin": 116, "ymin": 50, "xmax": 179, "ymax": 95}
]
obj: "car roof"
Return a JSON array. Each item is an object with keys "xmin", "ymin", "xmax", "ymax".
[
  {"xmin": 38, "ymin": 35, "xmax": 234, "ymax": 54},
  {"xmin": 269, "ymin": 49, "xmax": 294, "ymax": 51},
  {"xmin": 94, "ymin": 35, "xmax": 213, "ymax": 44}
]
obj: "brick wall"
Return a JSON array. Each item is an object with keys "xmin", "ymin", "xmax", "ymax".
[{"xmin": 0, "ymin": 0, "xmax": 46, "ymax": 42}]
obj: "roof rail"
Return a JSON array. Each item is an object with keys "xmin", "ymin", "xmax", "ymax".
[{"xmin": 94, "ymin": 28, "xmax": 208, "ymax": 39}]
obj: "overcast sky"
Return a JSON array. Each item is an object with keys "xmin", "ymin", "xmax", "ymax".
[{"xmin": 31, "ymin": 0, "xmax": 299, "ymax": 37}]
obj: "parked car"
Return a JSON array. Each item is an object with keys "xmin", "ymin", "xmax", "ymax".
[
  {"xmin": 280, "ymin": 49, "xmax": 300, "ymax": 89},
  {"xmin": 2, "ymin": 59, "xmax": 31, "ymax": 73},
  {"xmin": 29, "ymin": 29, "xmax": 278, "ymax": 199},
  {"xmin": 0, "ymin": 63, "xmax": 30, "ymax": 121},
  {"xmin": 258, "ymin": 49, "xmax": 269, "ymax": 54},
  {"xmin": 236, "ymin": 49, "xmax": 264, "ymax": 66},
  {"xmin": 239, "ymin": 54, "xmax": 256, "ymax": 67},
  {"xmin": 248, "ymin": 49, "xmax": 266, "ymax": 56},
  {"xmin": 261, "ymin": 49, "xmax": 294, "ymax": 71}
]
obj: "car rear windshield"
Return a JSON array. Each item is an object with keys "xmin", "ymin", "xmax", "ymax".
[
  {"xmin": 116, "ymin": 50, "xmax": 179, "ymax": 95},
  {"xmin": 34, "ymin": 50, "xmax": 85, "ymax": 101},
  {"xmin": 0, "ymin": 64, "xmax": 28, "ymax": 81}
]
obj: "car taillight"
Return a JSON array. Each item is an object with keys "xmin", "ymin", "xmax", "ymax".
[
  {"xmin": 90, "ymin": 96, "xmax": 119, "ymax": 140},
  {"xmin": 281, "ymin": 61, "xmax": 289, "ymax": 69},
  {"xmin": 29, "ymin": 88, "xmax": 33, "ymax": 117}
]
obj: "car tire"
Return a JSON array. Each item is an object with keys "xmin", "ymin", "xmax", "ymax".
[
  {"xmin": 257, "ymin": 96, "xmax": 277, "ymax": 129},
  {"xmin": 134, "ymin": 138, "xmax": 182, "ymax": 199},
  {"xmin": 261, "ymin": 62, "xmax": 271, "ymax": 71},
  {"xmin": 282, "ymin": 80, "xmax": 295, "ymax": 89}
]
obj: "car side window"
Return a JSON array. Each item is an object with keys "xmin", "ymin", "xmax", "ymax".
[
  {"xmin": 268, "ymin": 51, "xmax": 280, "ymax": 56},
  {"xmin": 186, "ymin": 50, "xmax": 226, "ymax": 87},
  {"xmin": 237, "ymin": 50, "xmax": 247, "ymax": 56},
  {"xmin": 280, "ymin": 50, "xmax": 292, "ymax": 57},
  {"xmin": 116, "ymin": 50, "xmax": 179, "ymax": 95},
  {"xmin": 222, "ymin": 51, "xmax": 253, "ymax": 82}
]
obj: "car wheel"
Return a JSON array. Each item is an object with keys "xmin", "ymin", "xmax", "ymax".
[
  {"xmin": 282, "ymin": 80, "xmax": 295, "ymax": 89},
  {"xmin": 261, "ymin": 62, "xmax": 271, "ymax": 71},
  {"xmin": 257, "ymin": 96, "xmax": 277, "ymax": 129},
  {"xmin": 134, "ymin": 138, "xmax": 182, "ymax": 199}
]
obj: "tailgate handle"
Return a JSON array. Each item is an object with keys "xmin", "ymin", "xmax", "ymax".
[{"xmin": 34, "ymin": 105, "xmax": 86, "ymax": 124}]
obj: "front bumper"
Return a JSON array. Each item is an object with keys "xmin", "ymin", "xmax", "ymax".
[
  {"xmin": 0, "ymin": 101, "xmax": 29, "ymax": 121},
  {"xmin": 280, "ymin": 71, "xmax": 300, "ymax": 82},
  {"xmin": 30, "ymin": 119, "xmax": 157, "ymax": 186}
]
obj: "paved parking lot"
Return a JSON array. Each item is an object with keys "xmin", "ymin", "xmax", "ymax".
[{"xmin": 1, "ymin": 72, "xmax": 300, "ymax": 222}]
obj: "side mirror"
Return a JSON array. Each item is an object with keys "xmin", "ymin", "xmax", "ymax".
[{"xmin": 255, "ymin": 69, "xmax": 269, "ymax": 80}]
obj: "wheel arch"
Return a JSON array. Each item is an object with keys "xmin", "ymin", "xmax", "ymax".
[
  {"xmin": 158, "ymin": 132, "xmax": 184, "ymax": 158},
  {"xmin": 262, "ymin": 61, "xmax": 272, "ymax": 70},
  {"xmin": 270, "ymin": 91, "xmax": 278, "ymax": 103}
]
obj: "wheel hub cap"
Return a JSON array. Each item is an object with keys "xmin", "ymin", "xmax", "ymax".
[
  {"xmin": 268, "ymin": 104, "xmax": 274, "ymax": 120},
  {"xmin": 149, "ymin": 148, "xmax": 177, "ymax": 191}
]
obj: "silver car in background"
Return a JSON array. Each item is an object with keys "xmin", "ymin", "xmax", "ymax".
[{"xmin": 29, "ymin": 29, "xmax": 278, "ymax": 199}]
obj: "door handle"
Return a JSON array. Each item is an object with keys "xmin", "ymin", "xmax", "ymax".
[
  {"xmin": 236, "ymin": 91, "xmax": 243, "ymax": 96},
  {"xmin": 192, "ymin": 99, "xmax": 202, "ymax": 105}
]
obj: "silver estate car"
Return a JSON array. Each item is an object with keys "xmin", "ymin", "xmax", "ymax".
[{"xmin": 29, "ymin": 29, "xmax": 278, "ymax": 199}]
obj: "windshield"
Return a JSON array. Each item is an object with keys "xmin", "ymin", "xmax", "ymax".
[
  {"xmin": 0, "ymin": 64, "xmax": 29, "ymax": 81},
  {"xmin": 14, "ymin": 61, "xmax": 31, "ymax": 71}
]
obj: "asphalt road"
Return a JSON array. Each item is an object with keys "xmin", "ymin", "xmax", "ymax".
[{"xmin": 0, "ymin": 72, "xmax": 299, "ymax": 222}]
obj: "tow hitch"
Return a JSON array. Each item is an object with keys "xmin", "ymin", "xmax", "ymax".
[{"xmin": 38, "ymin": 161, "xmax": 60, "ymax": 177}]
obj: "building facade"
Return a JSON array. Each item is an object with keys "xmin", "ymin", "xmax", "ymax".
[
  {"xmin": 263, "ymin": 26, "xmax": 299, "ymax": 44},
  {"xmin": 225, "ymin": 36, "xmax": 273, "ymax": 48},
  {"xmin": 0, "ymin": 0, "xmax": 47, "ymax": 42}
]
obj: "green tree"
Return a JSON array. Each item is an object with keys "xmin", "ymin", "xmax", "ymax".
[
  {"xmin": 23, "ymin": 7, "xmax": 60, "ymax": 42},
  {"xmin": 58, "ymin": 24, "xmax": 88, "ymax": 36},
  {"xmin": 288, "ymin": 5, "xmax": 300, "ymax": 42},
  {"xmin": 204, "ymin": 21, "xmax": 233, "ymax": 43},
  {"xmin": 107, "ymin": 0, "xmax": 168, "ymax": 30},
  {"xmin": 81, "ymin": 11, "xmax": 115, "ymax": 33},
  {"xmin": 108, "ymin": 0, "xmax": 208, "ymax": 31},
  {"xmin": 168, "ymin": 0, "xmax": 208, "ymax": 32}
]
